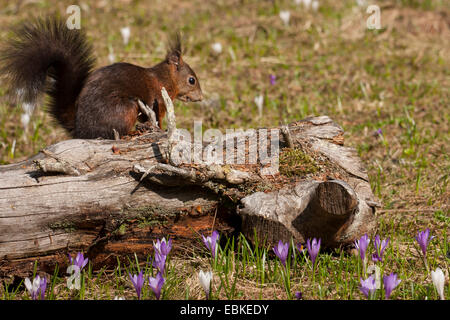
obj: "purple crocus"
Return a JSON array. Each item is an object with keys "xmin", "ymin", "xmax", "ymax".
[
  {"xmin": 24, "ymin": 275, "xmax": 47, "ymax": 300},
  {"xmin": 359, "ymin": 275, "xmax": 377, "ymax": 299},
  {"xmin": 415, "ymin": 229, "xmax": 433, "ymax": 258},
  {"xmin": 153, "ymin": 251, "xmax": 167, "ymax": 274},
  {"xmin": 154, "ymin": 237, "xmax": 173, "ymax": 257},
  {"xmin": 306, "ymin": 238, "xmax": 321, "ymax": 268},
  {"xmin": 355, "ymin": 234, "xmax": 370, "ymax": 262},
  {"xmin": 294, "ymin": 291, "xmax": 303, "ymax": 300},
  {"xmin": 383, "ymin": 272, "xmax": 401, "ymax": 300},
  {"xmin": 269, "ymin": 74, "xmax": 276, "ymax": 85},
  {"xmin": 39, "ymin": 276, "xmax": 47, "ymax": 300},
  {"xmin": 273, "ymin": 240, "xmax": 289, "ymax": 267},
  {"xmin": 148, "ymin": 272, "xmax": 165, "ymax": 300},
  {"xmin": 201, "ymin": 230, "xmax": 220, "ymax": 258},
  {"xmin": 128, "ymin": 270, "xmax": 145, "ymax": 300},
  {"xmin": 371, "ymin": 235, "xmax": 389, "ymax": 262},
  {"xmin": 68, "ymin": 252, "xmax": 89, "ymax": 271}
]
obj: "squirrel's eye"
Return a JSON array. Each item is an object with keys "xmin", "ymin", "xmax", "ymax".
[{"xmin": 189, "ymin": 77, "xmax": 196, "ymax": 85}]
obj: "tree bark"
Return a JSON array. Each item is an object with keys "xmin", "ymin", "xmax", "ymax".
[{"xmin": 0, "ymin": 116, "xmax": 378, "ymax": 277}]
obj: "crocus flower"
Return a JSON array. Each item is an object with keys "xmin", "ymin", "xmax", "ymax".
[
  {"xmin": 269, "ymin": 74, "xmax": 276, "ymax": 85},
  {"xmin": 148, "ymin": 272, "xmax": 165, "ymax": 300},
  {"xmin": 120, "ymin": 27, "xmax": 130, "ymax": 45},
  {"xmin": 374, "ymin": 128, "xmax": 383, "ymax": 136},
  {"xmin": 415, "ymin": 229, "xmax": 433, "ymax": 258},
  {"xmin": 279, "ymin": 10, "xmax": 290, "ymax": 26},
  {"xmin": 359, "ymin": 275, "xmax": 377, "ymax": 299},
  {"xmin": 372, "ymin": 235, "xmax": 389, "ymax": 262},
  {"xmin": 383, "ymin": 273, "xmax": 401, "ymax": 300},
  {"xmin": 154, "ymin": 237, "xmax": 173, "ymax": 257},
  {"xmin": 254, "ymin": 95, "xmax": 264, "ymax": 118},
  {"xmin": 211, "ymin": 42, "xmax": 222, "ymax": 55},
  {"xmin": 202, "ymin": 230, "xmax": 220, "ymax": 258},
  {"xmin": 24, "ymin": 275, "xmax": 47, "ymax": 300},
  {"xmin": 431, "ymin": 268, "xmax": 445, "ymax": 300},
  {"xmin": 39, "ymin": 276, "xmax": 47, "ymax": 300},
  {"xmin": 198, "ymin": 270, "xmax": 213, "ymax": 300},
  {"xmin": 355, "ymin": 234, "xmax": 370, "ymax": 261},
  {"xmin": 306, "ymin": 238, "xmax": 321, "ymax": 268},
  {"xmin": 273, "ymin": 240, "xmax": 289, "ymax": 267},
  {"xmin": 21, "ymin": 113, "xmax": 30, "ymax": 130},
  {"xmin": 68, "ymin": 252, "xmax": 89, "ymax": 271},
  {"xmin": 296, "ymin": 243, "xmax": 304, "ymax": 254},
  {"xmin": 356, "ymin": 0, "xmax": 367, "ymax": 7},
  {"xmin": 128, "ymin": 270, "xmax": 145, "ymax": 300},
  {"xmin": 153, "ymin": 251, "xmax": 167, "ymax": 274},
  {"xmin": 302, "ymin": 0, "xmax": 312, "ymax": 8},
  {"xmin": 294, "ymin": 291, "xmax": 303, "ymax": 300},
  {"xmin": 108, "ymin": 46, "xmax": 116, "ymax": 64},
  {"xmin": 18, "ymin": 101, "xmax": 34, "ymax": 135}
]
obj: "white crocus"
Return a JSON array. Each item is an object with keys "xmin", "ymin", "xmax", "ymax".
[
  {"xmin": 356, "ymin": 0, "xmax": 367, "ymax": 7},
  {"xmin": 20, "ymin": 102, "xmax": 35, "ymax": 131},
  {"xmin": 21, "ymin": 113, "xmax": 30, "ymax": 130},
  {"xmin": 303, "ymin": 0, "xmax": 312, "ymax": 8},
  {"xmin": 120, "ymin": 27, "xmax": 131, "ymax": 46},
  {"xmin": 108, "ymin": 46, "xmax": 116, "ymax": 64},
  {"xmin": 279, "ymin": 10, "xmax": 291, "ymax": 26},
  {"xmin": 22, "ymin": 102, "xmax": 35, "ymax": 114},
  {"xmin": 311, "ymin": 0, "xmax": 319, "ymax": 11},
  {"xmin": 431, "ymin": 268, "xmax": 445, "ymax": 300},
  {"xmin": 24, "ymin": 276, "xmax": 41, "ymax": 299},
  {"xmin": 198, "ymin": 270, "xmax": 213, "ymax": 299},
  {"xmin": 254, "ymin": 94, "xmax": 264, "ymax": 118},
  {"xmin": 211, "ymin": 42, "xmax": 222, "ymax": 55}
]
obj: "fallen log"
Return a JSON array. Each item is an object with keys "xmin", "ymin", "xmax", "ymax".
[{"xmin": 0, "ymin": 114, "xmax": 378, "ymax": 277}]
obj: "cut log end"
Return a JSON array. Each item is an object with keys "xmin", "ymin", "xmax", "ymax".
[{"xmin": 315, "ymin": 180, "xmax": 358, "ymax": 216}]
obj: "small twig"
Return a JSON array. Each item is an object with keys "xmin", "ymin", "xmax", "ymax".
[
  {"xmin": 34, "ymin": 150, "xmax": 81, "ymax": 176},
  {"xmin": 161, "ymin": 87, "xmax": 178, "ymax": 165},
  {"xmin": 112, "ymin": 129, "xmax": 120, "ymax": 141},
  {"xmin": 137, "ymin": 99, "xmax": 158, "ymax": 127},
  {"xmin": 281, "ymin": 125, "xmax": 294, "ymax": 149},
  {"xmin": 34, "ymin": 154, "xmax": 81, "ymax": 176},
  {"xmin": 161, "ymin": 87, "xmax": 176, "ymax": 142},
  {"xmin": 133, "ymin": 163, "xmax": 197, "ymax": 184},
  {"xmin": 211, "ymin": 206, "xmax": 218, "ymax": 234}
]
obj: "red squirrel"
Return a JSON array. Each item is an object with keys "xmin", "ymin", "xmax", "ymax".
[{"xmin": 0, "ymin": 17, "xmax": 203, "ymax": 139}]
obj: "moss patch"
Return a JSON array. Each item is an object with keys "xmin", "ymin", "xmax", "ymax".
[{"xmin": 279, "ymin": 148, "xmax": 319, "ymax": 178}]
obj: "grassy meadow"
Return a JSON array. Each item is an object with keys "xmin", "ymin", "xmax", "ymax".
[{"xmin": 0, "ymin": 0, "xmax": 448, "ymax": 300}]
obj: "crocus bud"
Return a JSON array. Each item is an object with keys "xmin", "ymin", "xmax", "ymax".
[{"xmin": 431, "ymin": 268, "xmax": 446, "ymax": 300}]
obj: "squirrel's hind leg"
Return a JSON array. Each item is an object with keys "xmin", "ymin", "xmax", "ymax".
[{"xmin": 74, "ymin": 98, "xmax": 139, "ymax": 139}]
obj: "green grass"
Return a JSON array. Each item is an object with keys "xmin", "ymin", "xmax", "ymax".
[{"xmin": 0, "ymin": 0, "xmax": 449, "ymax": 300}]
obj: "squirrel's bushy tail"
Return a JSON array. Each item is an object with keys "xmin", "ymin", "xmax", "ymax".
[{"xmin": 0, "ymin": 17, "xmax": 95, "ymax": 132}]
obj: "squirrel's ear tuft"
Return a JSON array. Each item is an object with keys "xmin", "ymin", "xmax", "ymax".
[{"xmin": 166, "ymin": 32, "xmax": 183, "ymax": 66}]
